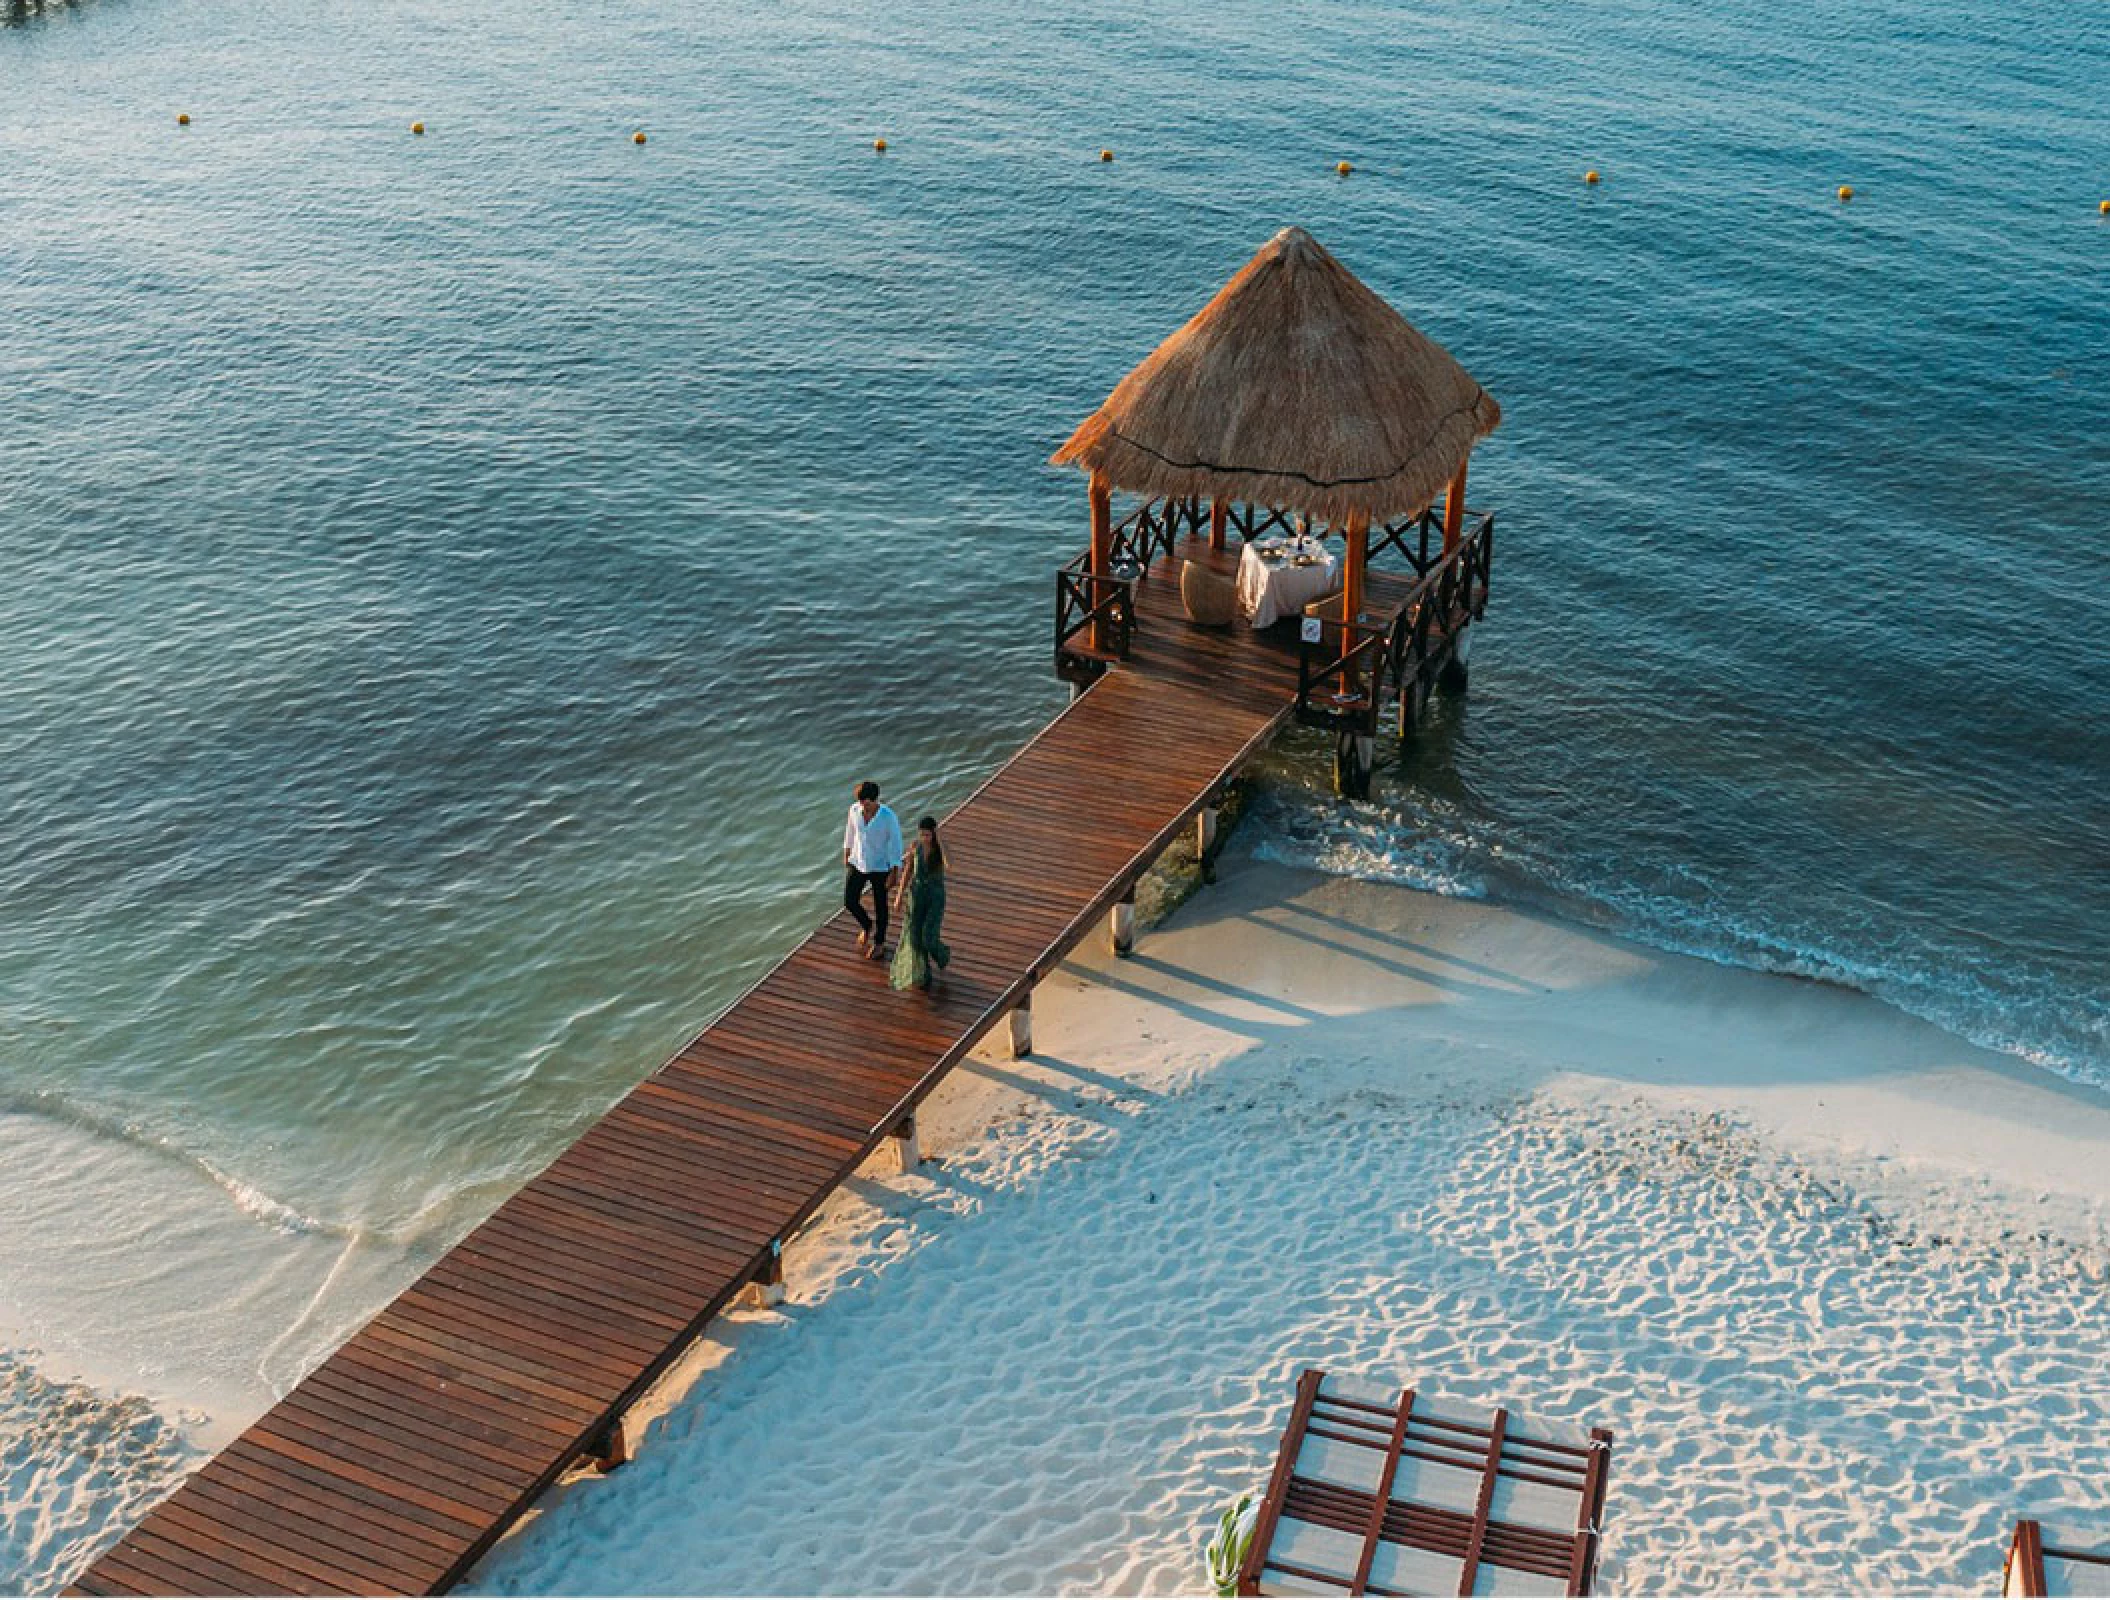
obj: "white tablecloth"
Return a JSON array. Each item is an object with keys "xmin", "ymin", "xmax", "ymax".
[{"xmin": 1238, "ymin": 539, "xmax": 1341, "ymax": 628}]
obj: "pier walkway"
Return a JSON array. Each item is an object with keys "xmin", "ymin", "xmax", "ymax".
[{"xmin": 71, "ymin": 532, "xmax": 1373, "ymax": 1597}]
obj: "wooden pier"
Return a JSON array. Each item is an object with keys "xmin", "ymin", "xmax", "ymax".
[
  {"xmin": 70, "ymin": 511, "xmax": 1488, "ymax": 1598},
  {"xmin": 74, "ymin": 225, "xmax": 1502, "ymax": 1596}
]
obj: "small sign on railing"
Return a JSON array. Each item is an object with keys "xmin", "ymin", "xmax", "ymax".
[{"xmin": 1300, "ymin": 616, "xmax": 1324, "ymax": 645}]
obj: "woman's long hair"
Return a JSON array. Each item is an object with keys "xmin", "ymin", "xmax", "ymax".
[{"xmin": 917, "ymin": 816, "xmax": 945, "ymax": 874}]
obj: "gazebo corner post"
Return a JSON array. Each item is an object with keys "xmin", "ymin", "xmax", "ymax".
[
  {"xmin": 1338, "ymin": 506, "xmax": 1371, "ymax": 695},
  {"xmin": 1343, "ymin": 508, "xmax": 1369, "ymax": 626},
  {"xmin": 1089, "ymin": 469, "xmax": 1114, "ymax": 656},
  {"xmin": 1440, "ymin": 461, "xmax": 1473, "ymax": 693},
  {"xmin": 1209, "ymin": 497, "xmax": 1228, "ymax": 552},
  {"xmin": 1441, "ymin": 459, "xmax": 1469, "ymax": 557},
  {"xmin": 1327, "ymin": 507, "xmax": 1375, "ymax": 801}
]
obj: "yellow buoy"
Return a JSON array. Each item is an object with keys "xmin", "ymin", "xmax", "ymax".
[
  {"xmin": 411, "ymin": 121, "xmax": 425, "ymax": 135},
  {"xmin": 634, "ymin": 130, "xmax": 647, "ymax": 145},
  {"xmin": 1584, "ymin": 168, "xmax": 1600, "ymax": 185},
  {"xmin": 1099, "ymin": 148, "xmax": 1114, "ymax": 163},
  {"xmin": 1837, "ymin": 183, "xmax": 1854, "ymax": 202},
  {"xmin": 1336, "ymin": 160, "xmax": 1353, "ymax": 176},
  {"xmin": 2099, "ymin": 199, "xmax": 2109, "ymax": 215},
  {"xmin": 873, "ymin": 137, "xmax": 887, "ymax": 153},
  {"xmin": 176, "ymin": 113, "xmax": 190, "ymax": 126}
]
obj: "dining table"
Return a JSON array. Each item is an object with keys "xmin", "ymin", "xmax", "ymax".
[{"xmin": 1236, "ymin": 535, "xmax": 1341, "ymax": 628}]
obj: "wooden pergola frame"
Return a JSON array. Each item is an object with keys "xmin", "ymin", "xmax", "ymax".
[
  {"xmin": 1236, "ymin": 1368, "xmax": 1613, "ymax": 1598},
  {"xmin": 1082, "ymin": 462, "xmax": 1474, "ymax": 642}
]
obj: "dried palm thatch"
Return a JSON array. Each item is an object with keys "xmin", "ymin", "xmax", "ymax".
[{"xmin": 1052, "ymin": 227, "xmax": 1500, "ymax": 525}]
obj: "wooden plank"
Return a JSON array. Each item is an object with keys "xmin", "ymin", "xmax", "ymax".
[
  {"xmin": 144, "ymin": 1493, "xmax": 378, "ymax": 1595},
  {"xmin": 243, "ymin": 1409, "xmax": 518, "ymax": 1524},
  {"xmin": 1351, "ymin": 1388, "xmax": 1416, "ymax": 1595},
  {"xmin": 1568, "ymin": 1431, "xmax": 1613, "ymax": 1595},
  {"xmin": 292, "ymin": 1364, "xmax": 569, "ymax": 1478},
  {"xmin": 321, "ymin": 1338, "xmax": 592, "ymax": 1450},
  {"xmin": 216, "ymin": 1426, "xmax": 496, "ymax": 1545},
  {"xmin": 1455, "ymin": 1407, "xmax": 1510, "ymax": 1598},
  {"xmin": 194, "ymin": 1451, "xmax": 467, "ymax": 1573},
  {"xmin": 426, "ymin": 1236, "xmax": 696, "ymax": 1338},
  {"xmin": 1241, "ymin": 1368, "xmax": 1326, "ymax": 1596}
]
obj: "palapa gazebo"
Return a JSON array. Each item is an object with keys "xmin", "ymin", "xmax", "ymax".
[{"xmin": 1049, "ymin": 226, "xmax": 1502, "ymax": 794}]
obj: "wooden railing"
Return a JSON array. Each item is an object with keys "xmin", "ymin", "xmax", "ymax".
[
  {"xmin": 1368, "ymin": 507, "xmax": 1445, "ymax": 577},
  {"xmin": 1294, "ymin": 511, "xmax": 1495, "ymax": 734},
  {"xmin": 1053, "ymin": 494, "xmax": 1206, "ymax": 683},
  {"xmin": 1295, "ymin": 614, "xmax": 1392, "ymax": 730},
  {"xmin": 1110, "ymin": 495, "xmax": 1204, "ymax": 571},
  {"xmin": 1053, "ymin": 496, "xmax": 1495, "ymax": 712},
  {"xmin": 1226, "ymin": 502, "xmax": 1300, "ymax": 543},
  {"xmin": 1054, "ymin": 558, "xmax": 1134, "ymax": 682}
]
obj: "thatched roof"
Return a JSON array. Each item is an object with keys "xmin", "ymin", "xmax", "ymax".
[{"xmin": 1052, "ymin": 227, "xmax": 1500, "ymax": 524}]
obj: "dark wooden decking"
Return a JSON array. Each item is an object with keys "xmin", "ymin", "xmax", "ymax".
[{"xmin": 71, "ymin": 533, "xmax": 1338, "ymax": 1597}]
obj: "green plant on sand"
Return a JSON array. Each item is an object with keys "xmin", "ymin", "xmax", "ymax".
[{"xmin": 1206, "ymin": 1490, "xmax": 1258, "ymax": 1596}]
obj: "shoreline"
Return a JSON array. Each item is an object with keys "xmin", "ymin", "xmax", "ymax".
[
  {"xmin": 457, "ymin": 848, "xmax": 2110, "ymax": 1594},
  {"xmin": 10, "ymin": 847, "xmax": 2108, "ymax": 1593}
]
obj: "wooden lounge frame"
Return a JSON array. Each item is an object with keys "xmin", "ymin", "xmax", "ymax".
[
  {"xmin": 2006, "ymin": 1520, "xmax": 2110, "ymax": 1598},
  {"xmin": 1237, "ymin": 1369, "xmax": 1612, "ymax": 1598}
]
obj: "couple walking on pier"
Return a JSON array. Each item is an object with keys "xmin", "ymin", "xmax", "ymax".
[{"xmin": 843, "ymin": 780, "xmax": 952, "ymax": 993}]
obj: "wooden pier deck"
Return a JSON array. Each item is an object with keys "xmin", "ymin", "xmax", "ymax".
[{"xmin": 70, "ymin": 531, "xmax": 1375, "ymax": 1598}]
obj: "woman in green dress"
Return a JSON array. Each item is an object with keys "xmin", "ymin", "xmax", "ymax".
[{"xmin": 890, "ymin": 816, "xmax": 952, "ymax": 993}]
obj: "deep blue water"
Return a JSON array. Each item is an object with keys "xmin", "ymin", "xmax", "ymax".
[{"xmin": 1, "ymin": 0, "xmax": 2105, "ymax": 1585}]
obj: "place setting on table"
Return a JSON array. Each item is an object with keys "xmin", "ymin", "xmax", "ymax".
[{"xmin": 1237, "ymin": 526, "xmax": 1341, "ymax": 628}]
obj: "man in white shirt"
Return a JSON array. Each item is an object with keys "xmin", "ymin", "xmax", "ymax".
[{"xmin": 842, "ymin": 780, "xmax": 905, "ymax": 959}]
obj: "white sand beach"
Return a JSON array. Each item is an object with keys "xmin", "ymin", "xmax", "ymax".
[{"xmin": 442, "ymin": 851, "xmax": 2110, "ymax": 1596}]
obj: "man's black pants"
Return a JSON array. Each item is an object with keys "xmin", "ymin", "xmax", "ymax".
[{"xmin": 844, "ymin": 866, "xmax": 890, "ymax": 947}]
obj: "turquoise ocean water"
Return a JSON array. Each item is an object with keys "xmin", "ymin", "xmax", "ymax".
[{"xmin": 2, "ymin": 0, "xmax": 2104, "ymax": 1587}]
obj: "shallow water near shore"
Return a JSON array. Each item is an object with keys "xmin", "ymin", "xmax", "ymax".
[{"xmin": 2, "ymin": 0, "xmax": 2106, "ymax": 1587}]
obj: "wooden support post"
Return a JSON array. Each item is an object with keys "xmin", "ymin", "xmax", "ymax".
[
  {"xmin": 582, "ymin": 1417, "xmax": 630, "ymax": 1473},
  {"xmin": 1209, "ymin": 497, "xmax": 1228, "ymax": 552},
  {"xmin": 887, "ymin": 1111, "xmax": 921, "ymax": 1174},
  {"xmin": 1439, "ymin": 624, "xmax": 1471, "ymax": 693},
  {"xmin": 1196, "ymin": 804, "xmax": 1220, "ymax": 863},
  {"xmin": 1441, "ymin": 460, "xmax": 1468, "ymax": 557},
  {"xmin": 741, "ymin": 1240, "xmax": 786, "ymax": 1309},
  {"xmin": 1334, "ymin": 728, "xmax": 1374, "ymax": 800},
  {"xmin": 1007, "ymin": 993, "xmax": 1033, "ymax": 1058},
  {"xmin": 2006, "ymin": 1520, "xmax": 2048, "ymax": 1599},
  {"xmin": 1398, "ymin": 667, "xmax": 1426, "ymax": 739},
  {"xmin": 1339, "ymin": 510, "xmax": 1369, "ymax": 703},
  {"xmin": 1088, "ymin": 470, "xmax": 1113, "ymax": 655},
  {"xmin": 1110, "ymin": 886, "xmax": 1136, "ymax": 958}
]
